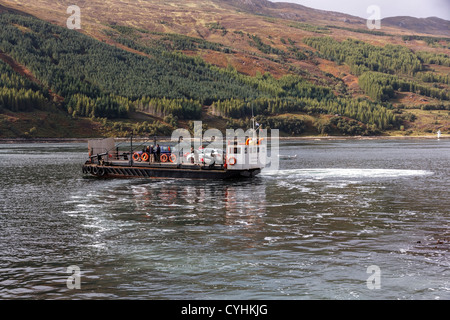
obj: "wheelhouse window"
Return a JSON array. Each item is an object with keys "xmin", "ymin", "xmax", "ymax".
[{"xmin": 229, "ymin": 147, "xmax": 241, "ymax": 154}]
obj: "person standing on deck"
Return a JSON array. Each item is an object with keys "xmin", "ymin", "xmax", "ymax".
[
  {"xmin": 149, "ymin": 145, "xmax": 154, "ymax": 162},
  {"xmin": 190, "ymin": 146, "xmax": 199, "ymax": 163},
  {"xmin": 155, "ymin": 144, "xmax": 161, "ymax": 162},
  {"xmin": 145, "ymin": 146, "xmax": 151, "ymax": 162}
]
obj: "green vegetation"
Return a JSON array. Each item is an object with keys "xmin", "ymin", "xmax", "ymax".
[
  {"xmin": 0, "ymin": 60, "xmax": 48, "ymax": 112},
  {"xmin": 288, "ymin": 22, "xmax": 330, "ymax": 34},
  {"xmin": 419, "ymin": 72, "xmax": 449, "ymax": 85},
  {"xmin": 304, "ymin": 37, "xmax": 423, "ymax": 75},
  {"xmin": 66, "ymin": 94, "xmax": 131, "ymax": 118},
  {"xmin": 134, "ymin": 97, "xmax": 202, "ymax": 119},
  {"xmin": 416, "ymin": 51, "xmax": 450, "ymax": 67},
  {"xmin": 326, "ymin": 25, "xmax": 391, "ymax": 36},
  {"xmin": 359, "ymin": 72, "xmax": 449, "ymax": 102},
  {"xmin": 226, "ymin": 115, "xmax": 307, "ymax": 136},
  {"xmin": 102, "ymin": 119, "xmax": 173, "ymax": 137},
  {"xmin": 304, "ymin": 36, "xmax": 450, "ymax": 112},
  {"xmin": 0, "ymin": 86, "xmax": 47, "ymax": 112},
  {"xmin": 0, "ymin": 13, "xmax": 261, "ymax": 118},
  {"xmin": 213, "ymin": 95, "xmax": 397, "ymax": 131},
  {"xmin": 256, "ymin": 116, "xmax": 306, "ymax": 135},
  {"xmin": 402, "ymin": 35, "xmax": 450, "ymax": 48},
  {"xmin": 1, "ymin": 8, "xmax": 448, "ymax": 138},
  {"xmin": 150, "ymin": 32, "xmax": 228, "ymax": 53},
  {"xmin": 207, "ymin": 22, "xmax": 228, "ymax": 36},
  {"xmin": 247, "ymin": 33, "xmax": 285, "ymax": 56},
  {"xmin": 104, "ymin": 25, "xmax": 228, "ymax": 52}
]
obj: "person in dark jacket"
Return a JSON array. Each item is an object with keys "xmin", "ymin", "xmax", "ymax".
[
  {"xmin": 145, "ymin": 146, "xmax": 151, "ymax": 162},
  {"xmin": 155, "ymin": 144, "xmax": 161, "ymax": 162}
]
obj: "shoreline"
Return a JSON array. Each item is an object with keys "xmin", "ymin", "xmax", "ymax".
[
  {"xmin": 278, "ymin": 135, "xmax": 448, "ymax": 140},
  {"xmin": 0, "ymin": 134, "xmax": 447, "ymax": 144}
]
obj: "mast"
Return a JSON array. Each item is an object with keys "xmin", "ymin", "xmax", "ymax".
[
  {"xmin": 251, "ymin": 104, "xmax": 257, "ymax": 141},
  {"xmin": 130, "ymin": 131, "xmax": 133, "ymax": 166}
]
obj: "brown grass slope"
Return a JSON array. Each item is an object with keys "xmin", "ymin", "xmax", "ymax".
[{"xmin": 0, "ymin": 0, "xmax": 449, "ymax": 137}]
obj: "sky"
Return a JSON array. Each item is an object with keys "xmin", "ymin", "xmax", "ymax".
[{"xmin": 271, "ymin": 0, "xmax": 450, "ymax": 20}]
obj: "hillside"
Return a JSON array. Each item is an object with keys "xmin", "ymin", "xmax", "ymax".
[
  {"xmin": 382, "ymin": 16, "xmax": 450, "ymax": 36},
  {"xmin": 0, "ymin": 0, "xmax": 449, "ymax": 138}
]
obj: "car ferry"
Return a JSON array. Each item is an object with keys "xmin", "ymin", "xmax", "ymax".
[{"xmin": 82, "ymin": 133, "xmax": 267, "ymax": 180}]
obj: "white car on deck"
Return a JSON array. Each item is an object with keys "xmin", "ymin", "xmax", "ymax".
[{"xmin": 186, "ymin": 148, "xmax": 224, "ymax": 165}]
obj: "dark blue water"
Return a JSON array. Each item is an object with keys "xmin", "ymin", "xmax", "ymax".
[{"xmin": 0, "ymin": 139, "xmax": 448, "ymax": 299}]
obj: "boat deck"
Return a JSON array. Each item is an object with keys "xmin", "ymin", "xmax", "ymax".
[
  {"xmin": 103, "ymin": 159, "xmax": 225, "ymax": 170},
  {"xmin": 83, "ymin": 140, "xmax": 262, "ymax": 179}
]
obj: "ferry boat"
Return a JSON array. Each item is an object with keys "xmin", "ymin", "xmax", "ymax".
[{"xmin": 82, "ymin": 132, "xmax": 267, "ymax": 180}]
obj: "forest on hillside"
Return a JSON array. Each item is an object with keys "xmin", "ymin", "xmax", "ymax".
[
  {"xmin": 0, "ymin": 59, "xmax": 47, "ymax": 112},
  {"xmin": 304, "ymin": 37, "xmax": 450, "ymax": 103},
  {"xmin": 0, "ymin": 11, "xmax": 449, "ymax": 137}
]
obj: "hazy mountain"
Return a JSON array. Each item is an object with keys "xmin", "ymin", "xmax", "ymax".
[
  {"xmin": 222, "ymin": 0, "xmax": 450, "ymax": 35},
  {"xmin": 219, "ymin": 0, "xmax": 365, "ymax": 25},
  {"xmin": 382, "ymin": 16, "xmax": 450, "ymax": 36}
]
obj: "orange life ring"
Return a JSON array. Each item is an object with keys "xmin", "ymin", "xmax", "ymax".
[
  {"xmin": 245, "ymin": 138, "xmax": 251, "ymax": 145},
  {"xmin": 228, "ymin": 157, "xmax": 236, "ymax": 165},
  {"xmin": 141, "ymin": 152, "xmax": 149, "ymax": 162},
  {"xmin": 169, "ymin": 154, "xmax": 177, "ymax": 163},
  {"xmin": 132, "ymin": 152, "xmax": 140, "ymax": 161},
  {"xmin": 258, "ymin": 138, "xmax": 264, "ymax": 145},
  {"xmin": 160, "ymin": 154, "xmax": 168, "ymax": 162}
]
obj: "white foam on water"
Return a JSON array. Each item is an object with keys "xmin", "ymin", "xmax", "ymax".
[{"xmin": 261, "ymin": 168, "xmax": 434, "ymax": 179}]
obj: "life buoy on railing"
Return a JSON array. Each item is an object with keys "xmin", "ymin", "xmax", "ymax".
[
  {"xmin": 160, "ymin": 154, "xmax": 168, "ymax": 162},
  {"xmin": 258, "ymin": 138, "xmax": 264, "ymax": 145},
  {"xmin": 132, "ymin": 152, "xmax": 140, "ymax": 161},
  {"xmin": 141, "ymin": 153, "xmax": 149, "ymax": 162},
  {"xmin": 169, "ymin": 154, "xmax": 177, "ymax": 163},
  {"xmin": 245, "ymin": 138, "xmax": 252, "ymax": 145},
  {"xmin": 228, "ymin": 157, "xmax": 236, "ymax": 165}
]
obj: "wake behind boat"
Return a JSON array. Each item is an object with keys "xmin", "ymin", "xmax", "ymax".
[{"xmin": 278, "ymin": 154, "xmax": 297, "ymax": 160}]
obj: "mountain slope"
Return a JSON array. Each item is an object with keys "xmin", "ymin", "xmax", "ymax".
[
  {"xmin": 0, "ymin": 0, "xmax": 449, "ymax": 138},
  {"xmin": 383, "ymin": 16, "xmax": 450, "ymax": 36},
  {"xmin": 219, "ymin": 0, "xmax": 365, "ymax": 25}
]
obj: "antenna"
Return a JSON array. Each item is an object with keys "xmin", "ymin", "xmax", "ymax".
[
  {"xmin": 130, "ymin": 131, "xmax": 133, "ymax": 166},
  {"xmin": 251, "ymin": 104, "xmax": 257, "ymax": 142},
  {"xmin": 251, "ymin": 104, "xmax": 254, "ymax": 129}
]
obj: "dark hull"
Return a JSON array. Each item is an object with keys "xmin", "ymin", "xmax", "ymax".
[{"xmin": 82, "ymin": 163, "xmax": 261, "ymax": 180}]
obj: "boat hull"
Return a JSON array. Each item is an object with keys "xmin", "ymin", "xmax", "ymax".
[{"xmin": 82, "ymin": 163, "xmax": 261, "ymax": 180}]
